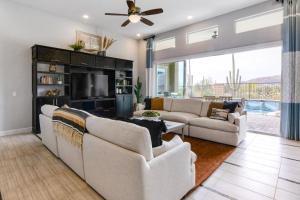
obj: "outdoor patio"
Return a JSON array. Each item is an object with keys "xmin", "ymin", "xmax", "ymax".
[{"xmin": 247, "ymin": 112, "xmax": 280, "ymax": 136}]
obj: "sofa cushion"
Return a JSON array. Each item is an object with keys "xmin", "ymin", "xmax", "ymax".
[
  {"xmin": 133, "ymin": 110, "xmax": 169, "ymax": 117},
  {"xmin": 228, "ymin": 112, "xmax": 241, "ymax": 124},
  {"xmin": 200, "ymin": 101, "xmax": 211, "ymax": 117},
  {"xmin": 189, "ymin": 117, "xmax": 239, "ymax": 133},
  {"xmin": 163, "ymin": 98, "xmax": 173, "ymax": 111},
  {"xmin": 41, "ymin": 105, "xmax": 59, "ymax": 118},
  {"xmin": 151, "ymin": 98, "xmax": 164, "ymax": 110},
  {"xmin": 171, "ymin": 99, "xmax": 202, "ymax": 116},
  {"xmin": 86, "ymin": 117, "xmax": 154, "ymax": 161},
  {"xmin": 153, "ymin": 135, "xmax": 183, "ymax": 157},
  {"xmin": 161, "ymin": 112, "xmax": 199, "ymax": 124}
]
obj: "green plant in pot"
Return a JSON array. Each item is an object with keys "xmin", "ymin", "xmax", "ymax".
[
  {"xmin": 134, "ymin": 77, "xmax": 144, "ymax": 111},
  {"xmin": 69, "ymin": 40, "xmax": 85, "ymax": 51}
]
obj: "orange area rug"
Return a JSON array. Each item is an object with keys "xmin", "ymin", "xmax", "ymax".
[{"xmin": 163, "ymin": 134, "xmax": 235, "ymax": 187}]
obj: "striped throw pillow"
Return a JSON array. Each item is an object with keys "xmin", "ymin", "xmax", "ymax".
[{"xmin": 210, "ymin": 108, "xmax": 229, "ymax": 121}]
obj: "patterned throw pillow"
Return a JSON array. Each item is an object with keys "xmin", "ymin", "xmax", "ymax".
[
  {"xmin": 210, "ymin": 108, "xmax": 230, "ymax": 121},
  {"xmin": 207, "ymin": 102, "xmax": 224, "ymax": 117}
]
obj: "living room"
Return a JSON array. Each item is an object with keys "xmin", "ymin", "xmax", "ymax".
[{"xmin": 0, "ymin": 0, "xmax": 300, "ymax": 200}]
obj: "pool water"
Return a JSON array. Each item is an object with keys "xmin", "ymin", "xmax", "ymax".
[{"xmin": 245, "ymin": 100, "xmax": 280, "ymax": 113}]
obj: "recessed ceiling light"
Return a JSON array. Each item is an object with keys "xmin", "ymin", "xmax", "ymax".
[
  {"xmin": 187, "ymin": 16, "xmax": 193, "ymax": 20},
  {"xmin": 83, "ymin": 15, "xmax": 89, "ymax": 19},
  {"xmin": 136, "ymin": 33, "xmax": 141, "ymax": 37}
]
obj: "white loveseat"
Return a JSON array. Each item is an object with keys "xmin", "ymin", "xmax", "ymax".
[
  {"xmin": 134, "ymin": 98, "xmax": 247, "ymax": 146},
  {"xmin": 39, "ymin": 105, "xmax": 196, "ymax": 200}
]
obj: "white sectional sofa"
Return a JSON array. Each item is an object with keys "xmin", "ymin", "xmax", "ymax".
[
  {"xmin": 39, "ymin": 105, "xmax": 196, "ymax": 200},
  {"xmin": 134, "ymin": 98, "xmax": 247, "ymax": 146}
]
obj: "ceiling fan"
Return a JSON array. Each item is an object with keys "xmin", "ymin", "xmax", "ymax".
[{"xmin": 105, "ymin": 0, "xmax": 163, "ymax": 27}]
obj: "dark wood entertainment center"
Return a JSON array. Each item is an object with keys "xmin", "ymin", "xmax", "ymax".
[{"xmin": 32, "ymin": 45, "xmax": 134, "ymax": 133}]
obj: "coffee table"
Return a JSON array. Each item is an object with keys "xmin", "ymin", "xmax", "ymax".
[
  {"xmin": 131, "ymin": 117, "xmax": 186, "ymax": 139},
  {"xmin": 164, "ymin": 120, "xmax": 186, "ymax": 139}
]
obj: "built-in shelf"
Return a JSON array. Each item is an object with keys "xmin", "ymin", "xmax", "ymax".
[
  {"xmin": 116, "ymin": 85, "xmax": 133, "ymax": 87},
  {"xmin": 38, "ymin": 84, "xmax": 69, "ymax": 86},
  {"xmin": 116, "ymin": 77, "xmax": 133, "ymax": 79},
  {"xmin": 37, "ymin": 71, "xmax": 70, "ymax": 75},
  {"xmin": 36, "ymin": 96, "xmax": 68, "ymax": 99}
]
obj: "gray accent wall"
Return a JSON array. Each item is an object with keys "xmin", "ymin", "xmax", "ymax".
[{"xmin": 154, "ymin": 1, "xmax": 282, "ymax": 63}]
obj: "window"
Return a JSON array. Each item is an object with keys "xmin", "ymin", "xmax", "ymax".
[
  {"xmin": 154, "ymin": 37, "xmax": 176, "ymax": 51},
  {"xmin": 156, "ymin": 61, "xmax": 185, "ymax": 97},
  {"xmin": 187, "ymin": 26, "xmax": 219, "ymax": 44},
  {"xmin": 235, "ymin": 9, "xmax": 283, "ymax": 34},
  {"xmin": 186, "ymin": 46, "xmax": 282, "ymax": 99}
]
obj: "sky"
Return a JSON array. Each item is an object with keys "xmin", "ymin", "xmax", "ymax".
[{"xmin": 189, "ymin": 46, "xmax": 282, "ymax": 85}]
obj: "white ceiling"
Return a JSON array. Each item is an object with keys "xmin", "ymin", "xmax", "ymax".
[{"xmin": 11, "ymin": 0, "xmax": 269, "ymax": 38}]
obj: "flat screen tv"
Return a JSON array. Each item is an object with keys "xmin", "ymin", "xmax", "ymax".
[{"xmin": 71, "ymin": 73, "xmax": 108, "ymax": 100}]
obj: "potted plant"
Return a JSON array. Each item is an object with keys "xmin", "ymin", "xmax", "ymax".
[
  {"xmin": 69, "ymin": 40, "xmax": 85, "ymax": 52},
  {"xmin": 134, "ymin": 77, "xmax": 144, "ymax": 111}
]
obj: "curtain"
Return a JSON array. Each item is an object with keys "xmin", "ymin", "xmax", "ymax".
[
  {"xmin": 146, "ymin": 37, "xmax": 155, "ymax": 97},
  {"xmin": 281, "ymin": 0, "xmax": 300, "ymax": 140}
]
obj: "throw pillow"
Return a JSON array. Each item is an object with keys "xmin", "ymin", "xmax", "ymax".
[
  {"xmin": 224, "ymin": 101, "xmax": 239, "ymax": 113},
  {"xmin": 210, "ymin": 108, "xmax": 230, "ymax": 121},
  {"xmin": 144, "ymin": 98, "xmax": 152, "ymax": 110},
  {"xmin": 228, "ymin": 112, "xmax": 241, "ymax": 124},
  {"xmin": 207, "ymin": 102, "xmax": 224, "ymax": 117},
  {"xmin": 151, "ymin": 98, "xmax": 164, "ymax": 110},
  {"xmin": 153, "ymin": 135, "xmax": 183, "ymax": 157}
]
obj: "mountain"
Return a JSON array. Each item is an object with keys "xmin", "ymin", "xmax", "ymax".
[{"xmin": 245, "ymin": 75, "xmax": 281, "ymax": 83}]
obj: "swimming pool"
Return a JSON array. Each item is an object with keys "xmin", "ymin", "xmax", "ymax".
[{"xmin": 245, "ymin": 100, "xmax": 280, "ymax": 113}]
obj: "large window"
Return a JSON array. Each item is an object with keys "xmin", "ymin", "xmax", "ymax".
[
  {"xmin": 154, "ymin": 37, "xmax": 176, "ymax": 51},
  {"xmin": 187, "ymin": 46, "xmax": 282, "ymax": 99},
  {"xmin": 156, "ymin": 46, "xmax": 282, "ymax": 100},
  {"xmin": 187, "ymin": 26, "xmax": 219, "ymax": 44},
  {"xmin": 235, "ymin": 9, "xmax": 283, "ymax": 34},
  {"xmin": 156, "ymin": 61, "xmax": 185, "ymax": 97}
]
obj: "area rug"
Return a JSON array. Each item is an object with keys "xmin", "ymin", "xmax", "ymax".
[{"xmin": 163, "ymin": 133, "xmax": 235, "ymax": 188}]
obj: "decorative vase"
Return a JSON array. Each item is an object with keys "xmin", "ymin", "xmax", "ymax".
[
  {"xmin": 135, "ymin": 103, "xmax": 145, "ymax": 111},
  {"xmin": 49, "ymin": 64, "xmax": 57, "ymax": 72}
]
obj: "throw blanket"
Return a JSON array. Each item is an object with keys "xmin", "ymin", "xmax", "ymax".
[
  {"xmin": 53, "ymin": 107, "xmax": 90, "ymax": 148},
  {"xmin": 122, "ymin": 119, "xmax": 167, "ymax": 147}
]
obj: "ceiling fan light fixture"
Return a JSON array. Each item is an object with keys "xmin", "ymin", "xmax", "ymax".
[{"xmin": 129, "ymin": 14, "xmax": 141, "ymax": 23}]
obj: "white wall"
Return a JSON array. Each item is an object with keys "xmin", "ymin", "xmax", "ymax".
[
  {"xmin": 0, "ymin": 0, "xmax": 139, "ymax": 133},
  {"xmin": 154, "ymin": 1, "xmax": 282, "ymax": 63}
]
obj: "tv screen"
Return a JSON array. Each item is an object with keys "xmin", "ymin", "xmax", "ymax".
[{"xmin": 71, "ymin": 73, "xmax": 108, "ymax": 100}]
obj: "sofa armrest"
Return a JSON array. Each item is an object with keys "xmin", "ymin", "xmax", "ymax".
[
  {"xmin": 235, "ymin": 115, "xmax": 247, "ymax": 135},
  {"xmin": 145, "ymin": 143, "xmax": 195, "ymax": 200}
]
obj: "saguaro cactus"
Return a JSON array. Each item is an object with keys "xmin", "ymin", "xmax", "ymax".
[{"xmin": 226, "ymin": 54, "xmax": 242, "ymax": 97}]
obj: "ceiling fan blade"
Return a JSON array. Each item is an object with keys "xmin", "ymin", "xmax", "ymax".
[
  {"xmin": 127, "ymin": 0, "xmax": 135, "ymax": 10},
  {"xmin": 140, "ymin": 17, "xmax": 154, "ymax": 26},
  {"xmin": 121, "ymin": 19, "xmax": 131, "ymax": 27},
  {"xmin": 141, "ymin": 8, "xmax": 163, "ymax": 16},
  {"xmin": 105, "ymin": 13, "xmax": 128, "ymax": 16}
]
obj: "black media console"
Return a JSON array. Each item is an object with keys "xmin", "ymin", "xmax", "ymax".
[{"xmin": 32, "ymin": 45, "xmax": 134, "ymax": 133}]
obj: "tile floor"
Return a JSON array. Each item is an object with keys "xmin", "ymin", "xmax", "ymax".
[
  {"xmin": 186, "ymin": 133, "xmax": 300, "ymax": 200},
  {"xmin": 0, "ymin": 132, "xmax": 299, "ymax": 200}
]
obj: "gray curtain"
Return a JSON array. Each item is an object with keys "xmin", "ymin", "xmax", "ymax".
[
  {"xmin": 146, "ymin": 37, "xmax": 154, "ymax": 69},
  {"xmin": 145, "ymin": 37, "xmax": 155, "ymax": 97},
  {"xmin": 281, "ymin": 0, "xmax": 300, "ymax": 140}
]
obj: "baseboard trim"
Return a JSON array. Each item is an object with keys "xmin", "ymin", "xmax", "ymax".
[{"xmin": 0, "ymin": 127, "xmax": 32, "ymax": 137}]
